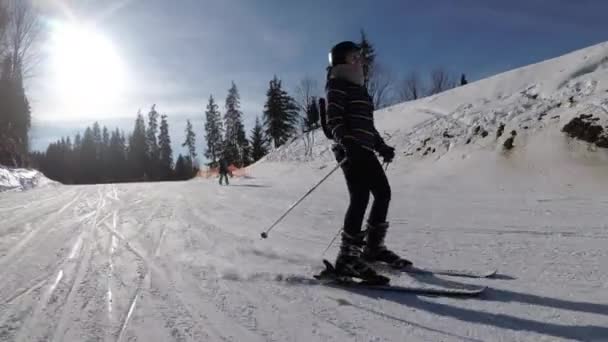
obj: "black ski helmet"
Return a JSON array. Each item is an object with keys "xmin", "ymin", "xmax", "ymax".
[{"xmin": 329, "ymin": 41, "xmax": 361, "ymax": 66}]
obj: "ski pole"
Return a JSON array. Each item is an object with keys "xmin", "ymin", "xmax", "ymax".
[
  {"xmin": 260, "ymin": 159, "xmax": 346, "ymax": 239},
  {"xmin": 321, "ymin": 226, "xmax": 342, "ymax": 256}
]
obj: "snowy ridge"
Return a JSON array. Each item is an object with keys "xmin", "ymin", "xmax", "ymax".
[
  {"xmin": 0, "ymin": 166, "xmax": 57, "ymax": 192},
  {"xmin": 263, "ymin": 41, "xmax": 608, "ymax": 167}
]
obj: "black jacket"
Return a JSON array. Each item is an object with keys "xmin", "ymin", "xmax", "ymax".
[
  {"xmin": 325, "ymin": 78, "xmax": 384, "ymax": 151},
  {"xmin": 219, "ymin": 160, "xmax": 229, "ymax": 174}
]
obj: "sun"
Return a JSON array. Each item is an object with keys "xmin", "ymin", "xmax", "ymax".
[{"xmin": 49, "ymin": 22, "xmax": 127, "ymax": 112}]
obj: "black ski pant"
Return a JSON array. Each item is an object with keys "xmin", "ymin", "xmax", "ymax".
[
  {"xmin": 340, "ymin": 149, "xmax": 391, "ymax": 237},
  {"xmin": 219, "ymin": 172, "xmax": 229, "ymax": 185}
]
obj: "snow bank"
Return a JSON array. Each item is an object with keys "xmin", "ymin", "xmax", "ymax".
[
  {"xmin": 262, "ymin": 41, "xmax": 608, "ymax": 170},
  {"xmin": 0, "ymin": 166, "xmax": 56, "ymax": 192}
]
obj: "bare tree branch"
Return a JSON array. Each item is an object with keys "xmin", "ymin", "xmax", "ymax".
[
  {"xmin": 294, "ymin": 77, "xmax": 318, "ymax": 111},
  {"xmin": 398, "ymin": 71, "xmax": 424, "ymax": 102},
  {"xmin": 294, "ymin": 77, "xmax": 319, "ymax": 133},
  {"xmin": 5, "ymin": 0, "xmax": 42, "ymax": 79},
  {"xmin": 0, "ymin": 3, "xmax": 8, "ymax": 57},
  {"xmin": 367, "ymin": 62, "xmax": 394, "ymax": 109},
  {"xmin": 428, "ymin": 67, "xmax": 456, "ymax": 96}
]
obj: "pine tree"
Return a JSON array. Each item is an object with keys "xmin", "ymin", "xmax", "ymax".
[
  {"xmin": 223, "ymin": 82, "xmax": 250, "ymax": 167},
  {"xmin": 62, "ymin": 138, "xmax": 71, "ymax": 182},
  {"xmin": 146, "ymin": 105, "xmax": 160, "ymax": 180},
  {"xmin": 128, "ymin": 111, "xmax": 148, "ymax": 180},
  {"xmin": 359, "ymin": 29, "xmax": 376, "ymax": 89},
  {"xmin": 174, "ymin": 154, "xmax": 183, "ymax": 180},
  {"xmin": 182, "ymin": 119, "xmax": 197, "ymax": 167},
  {"xmin": 80, "ymin": 126, "xmax": 96, "ymax": 183},
  {"xmin": 158, "ymin": 114, "xmax": 173, "ymax": 180},
  {"xmin": 0, "ymin": 56, "xmax": 31, "ymax": 166},
  {"xmin": 250, "ymin": 116, "xmax": 268, "ymax": 162},
  {"xmin": 102, "ymin": 126, "xmax": 110, "ymax": 161},
  {"xmin": 92, "ymin": 122, "xmax": 102, "ymax": 151},
  {"xmin": 72, "ymin": 133, "xmax": 82, "ymax": 182},
  {"xmin": 263, "ymin": 76, "xmax": 299, "ymax": 148},
  {"xmin": 109, "ymin": 128, "xmax": 127, "ymax": 181},
  {"xmin": 236, "ymin": 124, "xmax": 250, "ymax": 166},
  {"xmin": 119, "ymin": 130, "xmax": 128, "ymax": 180},
  {"xmin": 91, "ymin": 122, "xmax": 103, "ymax": 182},
  {"xmin": 64, "ymin": 138, "xmax": 71, "ymax": 179},
  {"xmin": 204, "ymin": 95, "xmax": 223, "ymax": 165},
  {"xmin": 460, "ymin": 73, "xmax": 468, "ymax": 86},
  {"xmin": 184, "ymin": 156, "xmax": 194, "ymax": 178},
  {"xmin": 102, "ymin": 127, "xmax": 110, "ymax": 147},
  {"xmin": 73, "ymin": 133, "xmax": 82, "ymax": 151},
  {"xmin": 174, "ymin": 154, "xmax": 192, "ymax": 180},
  {"xmin": 43, "ymin": 142, "xmax": 57, "ymax": 180},
  {"xmin": 100, "ymin": 127, "xmax": 109, "ymax": 181}
]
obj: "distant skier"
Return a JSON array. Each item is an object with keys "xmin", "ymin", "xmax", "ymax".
[
  {"xmin": 218, "ymin": 158, "xmax": 230, "ymax": 185},
  {"xmin": 324, "ymin": 41, "xmax": 411, "ymax": 280}
]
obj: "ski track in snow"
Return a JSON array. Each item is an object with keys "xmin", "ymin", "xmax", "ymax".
[
  {"xmin": 50, "ymin": 187, "xmax": 110, "ymax": 342},
  {"xmin": 2, "ymin": 173, "xmax": 608, "ymax": 341}
]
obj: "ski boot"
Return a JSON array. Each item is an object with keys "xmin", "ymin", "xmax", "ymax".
[
  {"xmin": 334, "ymin": 231, "xmax": 389, "ymax": 285},
  {"xmin": 363, "ymin": 222, "xmax": 413, "ymax": 269}
]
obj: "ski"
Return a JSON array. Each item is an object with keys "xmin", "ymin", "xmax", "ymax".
[
  {"xmin": 319, "ymin": 278, "xmax": 486, "ymax": 296},
  {"xmin": 313, "ymin": 260, "xmax": 486, "ymax": 297},
  {"xmin": 374, "ymin": 262, "xmax": 497, "ymax": 279}
]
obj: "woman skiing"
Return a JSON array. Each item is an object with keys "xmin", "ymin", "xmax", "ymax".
[{"xmin": 325, "ymin": 41, "xmax": 411, "ymax": 281}]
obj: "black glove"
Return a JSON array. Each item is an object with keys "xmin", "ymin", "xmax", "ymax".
[
  {"xmin": 332, "ymin": 139, "xmax": 364, "ymax": 166},
  {"xmin": 376, "ymin": 143, "xmax": 395, "ymax": 163},
  {"xmin": 331, "ymin": 143, "xmax": 346, "ymax": 164}
]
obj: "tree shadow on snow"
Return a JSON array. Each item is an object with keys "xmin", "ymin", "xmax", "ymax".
[{"xmin": 340, "ymin": 274, "xmax": 608, "ymax": 341}]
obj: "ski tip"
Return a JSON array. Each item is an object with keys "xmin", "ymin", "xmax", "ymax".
[
  {"xmin": 395, "ymin": 265, "xmax": 498, "ymax": 279},
  {"xmin": 466, "ymin": 286, "xmax": 487, "ymax": 295}
]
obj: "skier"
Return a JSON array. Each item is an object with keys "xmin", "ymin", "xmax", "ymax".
[
  {"xmin": 218, "ymin": 158, "xmax": 230, "ymax": 185},
  {"xmin": 325, "ymin": 41, "xmax": 411, "ymax": 280}
]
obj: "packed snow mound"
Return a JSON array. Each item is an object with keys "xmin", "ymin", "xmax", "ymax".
[
  {"xmin": 262, "ymin": 41, "xmax": 608, "ymax": 167},
  {"xmin": 0, "ymin": 166, "xmax": 57, "ymax": 192}
]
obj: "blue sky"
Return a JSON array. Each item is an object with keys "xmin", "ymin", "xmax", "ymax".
[{"xmin": 29, "ymin": 0, "xmax": 608, "ymax": 158}]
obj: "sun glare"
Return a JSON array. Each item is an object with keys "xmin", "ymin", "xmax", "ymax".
[{"xmin": 50, "ymin": 22, "xmax": 127, "ymax": 112}]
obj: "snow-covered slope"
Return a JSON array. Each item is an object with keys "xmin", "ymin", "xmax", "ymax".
[
  {"xmin": 2, "ymin": 43, "xmax": 608, "ymax": 342},
  {"xmin": 264, "ymin": 41, "xmax": 608, "ymax": 171},
  {"xmin": 0, "ymin": 166, "xmax": 56, "ymax": 192}
]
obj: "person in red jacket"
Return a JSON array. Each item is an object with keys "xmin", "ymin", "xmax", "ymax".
[{"xmin": 325, "ymin": 41, "xmax": 411, "ymax": 280}]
